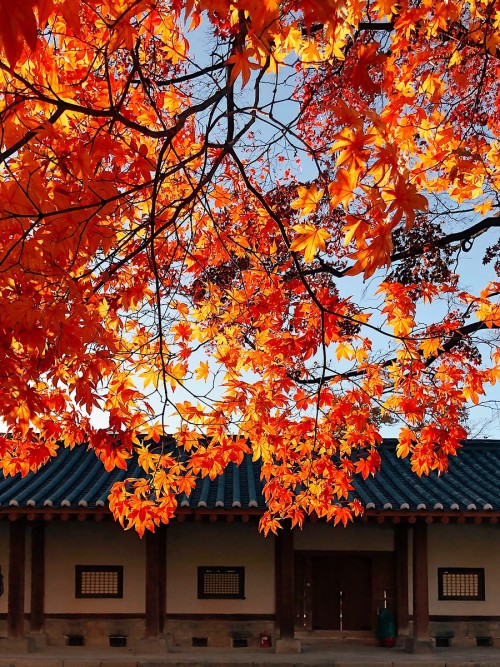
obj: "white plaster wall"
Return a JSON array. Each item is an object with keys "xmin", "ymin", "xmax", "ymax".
[
  {"xmin": 427, "ymin": 523, "xmax": 500, "ymax": 616},
  {"xmin": 294, "ymin": 521, "xmax": 395, "ymax": 551},
  {"xmin": 166, "ymin": 522, "xmax": 275, "ymax": 614},
  {"xmin": 44, "ymin": 521, "xmax": 145, "ymax": 613}
]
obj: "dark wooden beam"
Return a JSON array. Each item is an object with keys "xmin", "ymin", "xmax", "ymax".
[
  {"xmin": 145, "ymin": 530, "xmax": 166, "ymax": 637},
  {"xmin": 159, "ymin": 527, "xmax": 167, "ymax": 634},
  {"xmin": 395, "ymin": 524, "xmax": 409, "ymax": 636},
  {"xmin": 412, "ymin": 522, "xmax": 429, "ymax": 643},
  {"xmin": 30, "ymin": 523, "xmax": 45, "ymax": 633},
  {"xmin": 8, "ymin": 521, "xmax": 25, "ymax": 638},
  {"xmin": 275, "ymin": 527, "xmax": 295, "ymax": 639}
]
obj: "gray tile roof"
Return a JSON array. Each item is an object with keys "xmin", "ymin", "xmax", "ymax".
[
  {"xmin": 0, "ymin": 439, "xmax": 498, "ymax": 513},
  {"xmin": 360, "ymin": 439, "xmax": 500, "ymax": 512}
]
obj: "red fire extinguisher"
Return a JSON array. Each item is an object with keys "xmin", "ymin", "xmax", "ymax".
[{"xmin": 260, "ymin": 632, "xmax": 271, "ymax": 648}]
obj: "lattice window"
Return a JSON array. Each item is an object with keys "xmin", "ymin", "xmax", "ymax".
[
  {"xmin": 438, "ymin": 568, "xmax": 485, "ymax": 601},
  {"xmin": 198, "ymin": 566, "xmax": 245, "ymax": 599},
  {"xmin": 75, "ymin": 565, "xmax": 123, "ymax": 598}
]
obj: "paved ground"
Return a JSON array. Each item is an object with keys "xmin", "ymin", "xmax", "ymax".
[{"xmin": 2, "ymin": 642, "xmax": 500, "ymax": 667}]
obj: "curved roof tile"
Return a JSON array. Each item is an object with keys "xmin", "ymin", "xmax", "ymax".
[{"xmin": 0, "ymin": 439, "xmax": 498, "ymax": 513}]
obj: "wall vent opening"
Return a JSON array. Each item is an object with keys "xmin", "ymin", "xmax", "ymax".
[
  {"xmin": 434, "ymin": 636, "xmax": 450, "ymax": 648},
  {"xmin": 109, "ymin": 635, "xmax": 127, "ymax": 647},
  {"xmin": 232, "ymin": 637, "xmax": 248, "ymax": 648},
  {"xmin": 476, "ymin": 636, "xmax": 492, "ymax": 647},
  {"xmin": 67, "ymin": 634, "xmax": 85, "ymax": 647},
  {"xmin": 192, "ymin": 637, "xmax": 208, "ymax": 647}
]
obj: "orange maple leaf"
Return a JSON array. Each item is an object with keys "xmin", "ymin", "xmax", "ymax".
[
  {"xmin": 194, "ymin": 360, "xmax": 210, "ymax": 381},
  {"xmin": 290, "ymin": 223, "xmax": 331, "ymax": 262},
  {"xmin": 347, "ymin": 231, "xmax": 394, "ymax": 278},
  {"xmin": 227, "ymin": 49, "xmax": 261, "ymax": 88},
  {"xmin": 290, "ymin": 183, "xmax": 325, "ymax": 217},
  {"xmin": 331, "ymin": 127, "xmax": 377, "ymax": 175},
  {"xmin": 0, "ymin": 0, "xmax": 38, "ymax": 67},
  {"xmin": 332, "ymin": 505, "xmax": 352, "ymax": 527},
  {"xmin": 381, "ymin": 178, "xmax": 428, "ymax": 227},
  {"xmin": 328, "ymin": 169, "xmax": 358, "ymax": 209},
  {"xmin": 419, "ymin": 337, "xmax": 443, "ymax": 359}
]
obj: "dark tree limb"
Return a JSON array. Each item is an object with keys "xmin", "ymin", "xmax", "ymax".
[
  {"xmin": 391, "ymin": 214, "xmax": 500, "ymax": 262},
  {"xmin": 295, "ymin": 319, "xmax": 500, "ymax": 385}
]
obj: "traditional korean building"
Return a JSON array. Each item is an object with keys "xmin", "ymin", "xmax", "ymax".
[{"xmin": 0, "ymin": 439, "xmax": 499, "ymax": 652}]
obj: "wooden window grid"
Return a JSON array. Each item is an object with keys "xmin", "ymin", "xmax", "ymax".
[
  {"xmin": 75, "ymin": 565, "xmax": 123, "ymax": 598},
  {"xmin": 198, "ymin": 566, "xmax": 245, "ymax": 599},
  {"xmin": 438, "ymin": 567, "xmax": 485, "ymax": 601}
]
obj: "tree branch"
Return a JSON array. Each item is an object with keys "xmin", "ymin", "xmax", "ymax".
[
  {"xmin": 391, "ymin": 213, "xmax": 500, "ymax": 262},
  {"xmin": 295, "ymin": 319, "xmax": 500, "ymax": 385}
]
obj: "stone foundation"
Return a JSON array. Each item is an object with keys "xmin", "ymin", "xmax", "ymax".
[
  {"xmin": 28, "ymin": 617, "xmax": 275, "ymax": 650},
  {"xmin": 42, "ymin": 618, "xmax": 144, "ymax": 648},
  {"xmin": 6, "ymin": 617, "xmax": 499, "ymax": 652},
  {"xmin": 164, "ymin": 619, "xmax": 275, "ymax": 649},
  {"xmin": 429, "ymin": 620, "xmax": 500, "ymax": 648}
]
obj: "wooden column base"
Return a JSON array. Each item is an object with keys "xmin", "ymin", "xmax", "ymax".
[
  {"xmin": 412, "ymin": 522, "xmax": 430, "ymax": 643},
  {"xmin": 275, "ymin": 526, "xmax": 295, "ymax": 640},
  {"xmin": 8, "ymin": 522, "xmax": 26, "ymax": 638},
  {"xmin": 145, "ymin": 528, "xmax": 166, "ymax": 638}
]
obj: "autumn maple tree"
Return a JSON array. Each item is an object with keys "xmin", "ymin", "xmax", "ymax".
[{"xmin": 0, "ymin": 0, "xmax": 499, "ymax": 535}]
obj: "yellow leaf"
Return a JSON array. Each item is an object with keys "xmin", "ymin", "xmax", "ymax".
[
  {"xmin": 194, "ymin": 360, "xmax": 210, "ymax": 381},
  {"xmin": 328, "ymin": 169, "xmax": 358, "ymax": 209},
  {"xmin": 396, "ymin": 427, "xmax": 415, "ymax": 458},
  {"xmin": 336, "ymin": 342, "xmax": 354, "ymax": 361},
  {"xmin": 145, "ymin": 422, "xmax": 164, "ymax": 443},
  {"xmin": 463, "ymin": 385, "xmax": 480, "ymax": 405},
  {"xmin": 167, "ymin": 362, "xmax": 186, "ymax": 390},
  {"xmin": 419, "ymin": 73, "xmax": 444, "ymax": 100},
  {"xmin": 476, "ymin": 301, "xmax": 500, "ymax": 327},
  {"xmin": 387, "ymin": 309, "xmax": 413, "ymax": 337},
  {"xmin": 419, "ymin": 337, "xmax": 442, "ymax": 358},
  {"xmin": 290, "ymin": 184, "xmax": 324, "ymax": 217},
  {"xmin": 141, "ymin": 367, "xmax": 159, "ymax": 390},
  {"xmin": 343, "ymin": 218, "xmax": 367, "ymax": 246},
  {"xmin": 489, "ymin": 366, "xmax": 500, "ymax": 385},
  {"xmin": 374, "ymin": 0, "xmax": 399, "ymax": 19},
  {"xmin": 474, "ymin": 199, "xmax": 492, "ymax": 216},
  {"xmin": 290, "ymin": 224, "xmax": 330, "ymax": 263}
]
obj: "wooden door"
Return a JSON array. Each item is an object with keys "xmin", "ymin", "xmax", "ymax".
[
  {"xmin": 311, "ymin": 553, "xmax": 372, "ymax": 630},
  {"xmin": 295, "ymin": 550, "xmax": 396, "ymax": 633}
]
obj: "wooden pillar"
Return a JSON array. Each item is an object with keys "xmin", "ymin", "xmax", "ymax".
[
  {"xmin": 158, "ymin": 527, "xmax": 167, "ymax": 634},
  {"xmin": 395, "ymin": 524, "xmax": 409, "ymax": 635},
  {"xmin": 412, "ymin": 522, "xmax": 429, "ymax": 642},
  {"xmin": 8, "ymin": 521, "xmax": 25, "ymax": 638},
  {"xmin": 275, "ymin": 527, "xmax": 295, "ymax": 639},
  {"xmin": 145, "ymin": 529, "xmax": 166, "ymax": 637},
  {"xmin": 30, "ymin": 523, "xmax": 45, "ymax": 632}
]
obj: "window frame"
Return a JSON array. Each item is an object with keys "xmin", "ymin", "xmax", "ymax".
[
  {"xmin": 197, "ymin": 566, "xmax": 245, "ymax": 600},
  {"xmin": 75, "ymin": 565, "xmax": 124, "ymax": 599},
  {"xmin": 437, "ymin": 567, "xmax": 485, "ymax": 601}
]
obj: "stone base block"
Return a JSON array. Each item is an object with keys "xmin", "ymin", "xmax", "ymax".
[
  {"xmin": 274, "ymin": 637, "xmax": 301, "ymax": 653},
  {"xmin": 26, "ymin": 632, "xmax": 48, "ymax": 652},
  {"xmin": 404, "ymin": 637, "xmax": 434, "ymax": 653},
  {"xmin": 135, "ymin": 635, "xmax": 170, "ymax": 653},
  {"xmin": 0, "ymin": 637, "xmax": 31, "ymax": 652}
]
